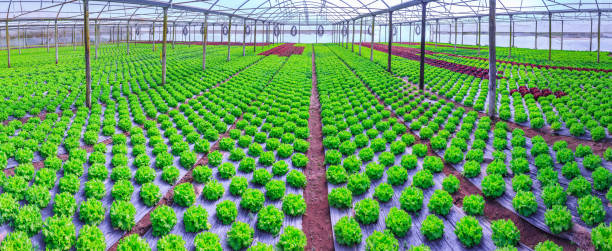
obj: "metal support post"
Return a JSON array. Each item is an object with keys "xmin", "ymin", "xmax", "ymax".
[{"xmin": 488, "ymin": 0, "xmax": 497, "ymax": 117}]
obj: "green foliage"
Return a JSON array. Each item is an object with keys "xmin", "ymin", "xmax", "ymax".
[
  {"xmin": 157, "ymin": 234, "xmax": 186, "ymax": 251},
  {"xmin": 592, "ymin": 223, "xmax": 612, "ymax": 251},
  {"xmin": 401, "ymin": 154, "xmax": 418, "ymax": 170},
  {"xmin": 78, "ymin": 199, "xmax": 105, "ymax": 226},
  {"xmin": 111, "ymin": 179, "xmax": 134, "ymax": 201},
  {"xmin": 544, "ymin": 205, "xmax": 572, "ymax": 234},
  {"xmin": 400, "ymin": 186, "xmax": 424, "ymax": 213},
  {"xmin": 59, "ymin": 174, "xmax": 81, "ymax": 195},
  {"xmin": 265, "ymin": 180, "xmax": 286, "ymax": 201},
  {"xmin": 216, "ymin": 200, "xmax": 238, "ymax": 225},
  {"xmin": 511, "ymin": 174, "xmax": 532, "ymax": 192},
  {"xmin": 355, "ymin": 198, "xmax": 380, "ymax": 225},
  {"xmin": 534, "ymin": 240, "xmax": 563, "ymax": 251},
  {"xmin": 463, "ymin": 160, "xmax": 481, "ymax": 178},
  {"xmin": 428, "ymin": 189, "xmax": 453, "ymax": 216},
  {"xmin": 0, "ymin": 231, "xmax": 32, "ymax": 251},
  {"xmin": 577, "ymin": 195, "xmax": 605, "ymax": 226},
  {"xmin": 385, "ymin": 207, "xmax": 412, "ymax": 237},
  {"xmin": 373, "ymin": 183, "xmax": 394, "ymax": 203},
  {"xmin": 486, "ymin": 160, "xmax": 508, "ymax": 176},
  {"xmin": 413, "ymin": 169, "xmax": 434, "ymax": 189},
  {"xmin": 541, "ymin": 184, "xmax": 567, "ymax": 209},
  {"xmin": 241, "ymin": 188, "xmax": 265, "ymax": 213},
  {"xmin": 229, "ymin": 176, "xmax": 248, "ymax": 196},
  {"xmin": 334, "ymin": 216, "xmax": 362, "ymax": 246},
  {"xmin": 291, "ymin": 153, "xmax": 308, "ymax": 168},
  {"xmin": 203, "ymin": 180, "xmax": 225, "ymax": 201},
  {"xmin": 442, "ymin": 174, "xmax": 460, "ymax": 194},
  {"xmin": 252, "ymin": 168, "xmax": 272, "ymax": 185},
  {"xmin": 343, "ymin": 155, "xmax": 363, "ymax": 173},
  {"xmin": 14, "ymin": 205, "xmax": 42, "ymax": 236},
  {"xmin": 84, "ymin": 180, "xmax": 106, "ymax": 200},
  {"xmin": 227, "ymin": 222, "xmax": 254, "ymax": 251},
  {"xmin": 282, "ymin": 194, "xmax": 306, "ymax": 216},
  {"xmin": 272, "ymin": 161, "xmax": 289, "ymax": 177},
  {"xmin": 135, "ymin": 166, "xmax": 156, "ymax": 185},
  {"xmin": 0, "ymin": 193, "xmax": 18, "ymax": 224},
  {"xmin": 329, "ymin": 187, "xmax": 352, "ymax": 209},
  {"xmin": 219, "ymin": 162, "xmax": 237, "ymax": 179},
  {"xmin": 512, "ymin": 191, "xmax": 538, "ymax": 217},
  {"xmin": 454, "ymin": 216, "xmax": 483, "ymax": 248},
  {"xmin": 174, "ymin": 183, "xmax": 196, "ymax": 207},
  {"xmin": 326, "ymin": 165, "xmax": 348, "ymax": 185},
  {"xmin": 444, "ymin": 146, "xmax": 463, "ymax": 164},
  {"xmin": 365, "ymin": 230, "xmax": 399, "ymax": 251},
  {"xmin": 110, "ymin": 200, "xmax": 136, "ymax": 231},
  {"xmin": 421, "ymin": 215, "xmax": 444, "ymax": 241},
  {"xmin": 277, "ymin": 226, "xmax": 307, "ymax": 251},
  {"xmin": 183, "ymin": 205, "xmax": 211, "ymax": 233},
  {"xmin": 347, "ymin": 173, "xmax": 371, "ymax": 196},
  {"xmin": 387, "ymin": 165, "xmax": 408, "ymax": 186},
  {"xmin": 256, "ymin": 205, "xmax": 284, "ymax": 235},
  {"xmin": 593, "ymin": 167, "xmax": 612, "ymax": 191},
  {"xmin": 25, "ymin": 185, "xmax": 50, "ymax": 209},
  {"xmin": 75, "ymin": 225, "xmax": 105, "ymax": 251},
  {"xmin": 43, "ymin": 215, "xmax": 76, "ymax": 251},
  {"xmin": 287, "ymin": 170, "xmax": 307, "ymax": 188},
  {"xmin": 150, "ymin": 205, "xmax": 177, "ymax": 236},
  {"xmin": 162, "ymin": 166, "xmax": 180, "ymax": 184},
  {"xmin": 462, "ymin": 194, "xmax": 485, "ymax": 216},
  {"xmin": 117, "ymin": 234, "xmax": 150, "ymax": 251},
  {"xmin": 583, "ymin": 154, "xmax": 602, "ymax": 171},
  {"xmin": 412, "ymin": 144, "xmax": 428, "ymax": 157},
  {"xmin": 53, "ymin": 192, "xmax": 76, "ymax": 217},
  {"xmin": 561, "ymin": 161, "xmax": 580, "ymax": 179},
  {"xmin": 568, "ymin": 176, "xmax": 592, "ymax": 198},
  {"xmin": 140, "ymin": 182, "xmax": 161, "ymax": 207},
  {"xmin": 194, "ymin": 232, "xmax": 222, "ymax": 251},
  {"xmin": 491, "ymin": 219, "xmax": 520, "ymax": 247},
  {"xmin": 482, "ymin": 174, "xmax": 505, "ymax": 198}
]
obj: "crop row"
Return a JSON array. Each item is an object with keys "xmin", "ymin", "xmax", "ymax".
[
  {"xmin": 368, "ymin": 43, "xmax": 612, "ymax": 141},
  {"xmin": 314, "ymin": 44, "xmax": 554, "ymax": 251},
  {"xmin": 330, "ymin": 44, "xmax": 611, "ymax": 250},
  {"xmin": 0, "ymin": 44, "xmax": 279, "ymax": 250}
]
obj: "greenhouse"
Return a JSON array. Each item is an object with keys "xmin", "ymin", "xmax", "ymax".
[{"xmin": 0, "ymin": 0, "xmax": 610, "ymax": 250}]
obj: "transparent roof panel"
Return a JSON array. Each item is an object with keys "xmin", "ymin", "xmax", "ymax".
[{"xmin": 0, "ymin": 0, "xmax": 611, "ymax": 26}]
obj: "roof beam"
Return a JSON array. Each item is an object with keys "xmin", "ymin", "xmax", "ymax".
[
  {"xmin": 338, "ymin": 0, "xmax": 438, "ymax": 23},
  {"xmin": 101, "ymin": 0, "xmax": 271, "ymax": 23}
]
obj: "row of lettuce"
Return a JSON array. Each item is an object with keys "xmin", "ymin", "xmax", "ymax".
[
  {"xmin": 0, "ymin": 44, "xmax": 308, "ymax": 250},
  {"xmin": 322, "ymin": 44, "xmax": 611, "ymax": 251}
]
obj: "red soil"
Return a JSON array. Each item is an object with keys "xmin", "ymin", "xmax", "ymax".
[
  {"xmin": 400, "ymin": 42, "xmax": 612, "ymax": 73},
  {"xmin": 399, "ymin": 42, "xmax": 481, "ymax": 50},
  {"xmin": 364, "ymin": 42, "xmax": 503, "ymax": 79},
  {"xmin": 133, "ymin": 41, "xmax": 272, "ymax": 46},
  {"xmin": 258, "ymin": 43, "xmax": 305, "ymax": 57}
]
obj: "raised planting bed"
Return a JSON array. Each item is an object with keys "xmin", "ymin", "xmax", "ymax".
[
  {"xmin": 315, "ymin": 45, "xmax": 551, "ymax": 250},
  {"xmin": 0, "ymin": 44, "xmax": 314, "ymax": 251},
  {"xmin": 364, "ymin": 44, "xmax": 612, "ymax": 142},
  {"xmin": 329, "ymin": 44, "xmax": 612, "ymax": 250}
]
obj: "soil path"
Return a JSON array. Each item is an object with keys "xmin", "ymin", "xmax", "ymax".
[{"xmin": 302, "ymin": 45, "xmax": 334, "ymax": 251}]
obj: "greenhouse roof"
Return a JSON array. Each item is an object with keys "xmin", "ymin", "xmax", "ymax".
[{"xmin": 1, "ymin": 0, "xmax": 611, "ymax": 27}]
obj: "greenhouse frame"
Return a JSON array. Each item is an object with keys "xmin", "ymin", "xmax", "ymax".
[{"xmin": 0, "ymin": 0, "xmax": 610, "ymax": 250}]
